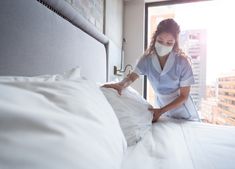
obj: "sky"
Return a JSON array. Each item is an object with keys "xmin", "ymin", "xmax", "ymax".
[{"xmin": 149, "ymin": 0, "xmax": 235, "ymax": 84}]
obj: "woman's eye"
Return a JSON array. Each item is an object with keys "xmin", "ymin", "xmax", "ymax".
[
  {"xmin": 167, "ymin": 43, "xmax": 174, "ymax": 46},
  {"xmin": 157, "ymin": 40, "xmax": 164, "ymax": 44},
  {"xmin": 157, "ymin": 40, "xmax": 174, "ymax": 46}
]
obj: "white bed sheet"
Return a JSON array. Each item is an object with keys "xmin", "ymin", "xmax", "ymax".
[
  {"xmin": 0, "ymin": 80, "xmax": 126, "ymax": 169},
  {"xmin": 121, "ymin": 117, "xmax": 235, "ymax": 169}
]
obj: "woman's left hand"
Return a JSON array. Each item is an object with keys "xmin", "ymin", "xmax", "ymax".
[{"xmin": 148, "ymin": 108, "xmax": 163, "ymax": 123}]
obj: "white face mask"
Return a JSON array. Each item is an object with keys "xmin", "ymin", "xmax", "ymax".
[{"xmin": 155, "ymin": 41, "xmax": 174, "ymax": 57}]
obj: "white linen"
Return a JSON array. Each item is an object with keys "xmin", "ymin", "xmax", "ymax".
[
  {"xmin": 0, "ymin": 66, "xmax": 81, "ymax": 82},
  {"xmin": 122, "ymin": 117, "xmax": 235, "ymax": 169},
  {"xmin": 101, "ymin": 86, "xmax": 153, "ymax": 146},
  {"xmin": 0, "ymin": 79, "xmax": 126, "ymax": 169}
]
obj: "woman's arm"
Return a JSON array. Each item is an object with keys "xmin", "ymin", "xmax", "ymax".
[
  {"xmin": 150, "ymin": 86, "xmax": 190, "ymax": 122},
  {"xmin": 119, "ymin": 72, "xmax": 139, "ymax": 88},
  {"xmin": 102, "ymin": 72, "xmax": 139, "ymax": 95}
]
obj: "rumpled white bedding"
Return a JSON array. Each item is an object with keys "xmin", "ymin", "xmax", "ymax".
[
  {"xmin": 1, "ymin": 77, "xmax": 235, "ymax": 169},
  {"xmin": 101, "ymin": 87, "xmax": 153, "ymax": 146},
  {"xmin": 121, "ymin": 117, "xmax": 235, "ymax": 169},
  {"xmin": 0, "ymin": 79, "xmax": 126, "ymax": 169}
]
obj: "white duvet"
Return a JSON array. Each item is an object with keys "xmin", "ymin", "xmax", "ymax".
[
  {"xmin": 1, "ymin": 78, "xmax": 235, "ymax": 169},
  {"xmin": 122, "ymin": 117, "xmax": 235, "ymax": 169},
  {"xmin": 0, "ymin": 79, "xmax": 127, "ymax": 169}
]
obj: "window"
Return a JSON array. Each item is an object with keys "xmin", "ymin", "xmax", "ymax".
[{"xmin": 145, "ymin": 0, "xmax": 235, "ymax": 126}]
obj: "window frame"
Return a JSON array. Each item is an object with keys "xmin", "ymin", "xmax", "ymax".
[{"xmin": 143, "ymin": 0, "xmax": 212, "ymax": 99}]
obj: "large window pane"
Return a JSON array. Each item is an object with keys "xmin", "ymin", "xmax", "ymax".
[{"xmin": 147, "ymin": 0, "xmax": 235, "ymax": 125}]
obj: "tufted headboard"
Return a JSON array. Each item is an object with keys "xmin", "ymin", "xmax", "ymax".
[{"xmin": 0, "ymin": 0, "xmax": 109, "ymax": 83}]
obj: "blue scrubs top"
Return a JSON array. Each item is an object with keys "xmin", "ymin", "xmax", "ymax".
[{"xmin": 134, "ymin": 52, "xmax": 199, "ymax": 120}]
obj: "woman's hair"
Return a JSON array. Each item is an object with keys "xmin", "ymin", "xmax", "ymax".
[{"xmin": 144, "ymin": 18, "xmax": 181, "ymax": 56}]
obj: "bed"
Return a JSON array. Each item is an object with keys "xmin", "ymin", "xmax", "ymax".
[
  {"xmin": 0, "ymin": 1, "xmax": 235, "ymax": 169},
  {"xmin": 122, "ymin": 117, "xmax": 235, "ymax": 169}
]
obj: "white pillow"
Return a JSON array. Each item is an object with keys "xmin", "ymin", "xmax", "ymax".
[
  {"xmin": 0, "ymin": 79, "xmax": 126, "ymax": 169},
  {"xmin": 0, "ymin": 66, "xmax": 81, "ymax": 82},
  {"xmin": 100, "ymin": 86, "xmax": 153, "ymax": 146}
]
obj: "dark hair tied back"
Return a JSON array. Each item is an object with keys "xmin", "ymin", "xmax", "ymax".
[
  {"xmin": 144, "ymin": 18, "xmax": 181, "ymax": 56},
  {"xmin": 156, "ymin": 19, "xmax": 180, "ymax": 40}
]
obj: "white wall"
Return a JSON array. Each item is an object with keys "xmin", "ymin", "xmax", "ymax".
[
  {"xmin": 63, "ymin": 0, "xmax": 104, "ymax": 33},
  {"xmin": 123, "ymin": 0, "xmax": 145, "ymax": 94},
  {"xmin": 105, "ymin": 0, "xmax": 124, "ymax": 81}
]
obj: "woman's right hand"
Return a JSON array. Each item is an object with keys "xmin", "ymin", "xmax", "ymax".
[{"xmin": 102, "ymin": 83, "xmax": 124, "ymax": 95}]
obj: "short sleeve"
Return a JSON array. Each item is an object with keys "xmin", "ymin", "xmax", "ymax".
[
  {"xmin": 133, "ymin": 56, "xmax": 148, "ymax": 75},
  {"xmin": 179, "ymin": 58, "xmax": 195, "ymax": 87}
]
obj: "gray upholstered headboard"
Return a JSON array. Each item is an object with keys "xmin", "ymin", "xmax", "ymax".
[{"xmin": 0, "ymin": 0, "xmax": 109, "ymax": 83}]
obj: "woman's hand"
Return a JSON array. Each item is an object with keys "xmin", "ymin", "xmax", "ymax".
[
  {"xmin": 148, "ymin": 108, "xmax": 163, "ymax": 123},
  {"xmin": 102, "ymin": 73, "xmax": 139, "ymax": 95},
  {"xmin": 102, "ymin": 83, "xmax": 124, "ymax": 95}
]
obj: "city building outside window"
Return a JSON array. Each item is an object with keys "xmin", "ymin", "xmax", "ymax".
[{"xmin": 146, "ymin": 0, "xmax": 235, "ymax": 126}]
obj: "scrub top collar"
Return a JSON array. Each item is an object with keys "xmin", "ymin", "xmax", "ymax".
[{"xmin": 151, "ymin": 51, "xmax": 175, "ymax": 76}]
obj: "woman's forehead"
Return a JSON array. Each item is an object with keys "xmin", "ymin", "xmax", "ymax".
[{"xmin": 157, "ymin": 32, "xmax": 175, "ymax": 41}]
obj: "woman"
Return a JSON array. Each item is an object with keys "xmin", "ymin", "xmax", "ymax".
[{"xmin": 103, "ymin": 18, "xmax": 199, "ymax": 122}]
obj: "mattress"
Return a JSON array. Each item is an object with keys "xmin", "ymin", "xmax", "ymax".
[{"xmin": 121, "ymin": 117, "xmax": 235, "ymax": 169}]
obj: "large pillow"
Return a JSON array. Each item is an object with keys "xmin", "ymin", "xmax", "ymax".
[
  {"xmin": 0, "ymin": 66, "xmax": 81, "ymax": 82},
  {"xmin": 0, "ymin": 79, "xmax": 126, "ymax": 169},
  {"xmin": 100, "ymin": 86, "xmax": 153, "ymax": 146}
]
